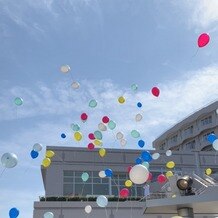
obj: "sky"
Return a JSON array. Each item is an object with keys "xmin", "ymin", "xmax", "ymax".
[{"xmin": 0, "ymin": 0, "xmax": 218, "ymax": 217}]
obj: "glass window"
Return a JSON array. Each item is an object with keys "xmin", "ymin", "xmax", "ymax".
[
  {"xmin": 112, "ymin": 186, "xmax": 119, "ymax": 196},
  {"xmin": 63, "ymin": 184, "xmax": 74, "ymax": 195},
  {"xmin": 64, "ymin": 178, "xmax": 74, "ymax": 183},
  {"xmin": 64, "ymin": 170, "xmax": 74, "ymax": 176},
  {"xmin": 201, "ymin": 116, "xmax": 212, "ymax": 126},
  {"xmin": 136, "ymin": 186, "xmax": 144, "ymax": 197},
  {"xmin": 93, "ymin": 184, "xmax": 109, "ymax": 195}
]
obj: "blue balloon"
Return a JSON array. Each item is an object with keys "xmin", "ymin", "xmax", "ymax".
[
  {"xmin": 61, "ymin": 133, "xmax": 66, "ymax": 139},
  {"xmin": 30, "ymin": 150, "xmax": 39, "ymax": 159},
  {"xmin": 105, "ymin": 168, "xmax": 113, "ymax": 177},
  {"xmin": 138, "ymin": 140, "xmax": 145, "ymax": 148},
  {"xmin": 207, "ymin": 134, "xmax": 217, "ymax": 143},
  {"xmin": 135, "ymin": 157, "xmax": 142, "ymax": 164},
  {"xmin": 141, "ymin": 151, "xmax": 152, "ymax": 162},
  {"xmin": 9, "ymin": 208, "xmax": 19, "ymax": 218},
  {"xmin": 137, "ymin": 102, "xmax": 142, "ymax": 108}
]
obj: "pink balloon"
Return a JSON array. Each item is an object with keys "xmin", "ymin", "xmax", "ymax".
[
  {"xmin": 198, "ymin": 33, "xmax": 210, "ymax": 48},
  {"xmin": 102, "ymin": 116, "xmax": 110, "ymax": 124},
  {"xmin": 81, "ymin": 113, "xmax": 88, "ymax": 121},
  {"xmin": 87, "ymin": 143, "xmax": 94, "ymax": 150},
  {"xmin": 119, "ymin": 188, "xmax": 129, "ymax": 198},
  {"xmin": 127, "ymin": 166, "xmax": 132, "ymax": 173},
  {"xmin": 148, "ymin": 172, "xmax": 153, "ymax": 181},
  {"xmin": 157, "ymin": 174, "xmax": 167, "ymax": 183},
  {"xmin": 151, "ymin": 87, "xmax": 160, "ymax": 97},
  {"xmin": 88, "ymin": 133, "xmax": 95, "ymax": 140}
]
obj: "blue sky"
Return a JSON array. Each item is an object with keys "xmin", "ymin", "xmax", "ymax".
[{"xmin": 1, "ymin": 0, "xmax": 218, "ymax": 217}]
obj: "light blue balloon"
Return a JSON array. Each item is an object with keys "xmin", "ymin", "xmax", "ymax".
[
  {"xmin": 14, "ymin": 97, "xmax": 23, "ymax": 106},
  {"xmin": 108, "ymin": 120, "xmax": 116, "ymax": 130},
  {"xmin": 71, "ymin": 123, "xmax": 80, "ymax": 131},
  {"xmin": 96, "ymin": 195, "xmax": 108, "ymax": 207},
  {"xmin": 131, "ymin": 130, "xmax": 140, "ymax": 138},
  {"xmin": 89, "ymin": 99, "xmax": 97, "ymax": 108},
  {"xmin": 81, "ymin": 172, "xmax": 89, "ymax": 182},
  {"xmin": 131, "ymin": 84, "xmax": 138, "ymax": 92},
  {"xmin": 44, "ymin": 212, "xmax": 54, "ymax": 218},
  {"xmin": 142, "ymin": 161, "xmax": 150, "ymax": 169},
  {"xmin": 94, "ymin": 130, "xmax": 103, "ymax": 140},
  {"xmin": 1, "ymin": 153, "xmax": 18, "ymax": 168}
]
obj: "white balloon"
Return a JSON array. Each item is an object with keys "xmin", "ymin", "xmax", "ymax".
[
  {"xmin": 120, "ymin": 138, "xmax": 127, "ymax": 146},
  {"xmin": 116, "ymin": 132, "xmax": 124, "ymax": 140},
  {"xmin": 33, "ymin": 143, "xmax": 43, "ymax": 152},
  {"xmin": 213, "ymin": 139, "xmax": 218, "ymax": 150},
  {"xmin": 44, "ymin": 212, "xmax": 54, "ymax": 218},
  {"xmin": 96, "ymin": 195, "xmax": 108, "ymax": 207},
  {"xmin": 135, "ymin": 113, "xmax": 143, "ymax": 122},
  {"xmin": 1, "ymin": 153, "xmax": 18, "ymax": 168},
  {"xmin": 152, "ymin": 153, "xmax": 160, "ymax": 160},
  {"xmin": 98, "ymin": 123, "xmax": 107, "ymax": 131},
  {"xmin": 60, "ymin": 65, "xmax": 70, "ymax": 73},
  {"xmin": 216, "ymin": 108, "xmax": 218, "ymax": 115},
  {"xmin": 166, "ymin": 150, "xmax": 172, "ymax": 157},
  {"xmin": 85, "ymin": 205, "xmax": 92, "ymax": 214},
  {"xmin": 129, "ymin": 164, "xmax": 149, "ymax": 185},
  {"xmin": 71, "ymin": 81, "xmax": 80, "ymax": 89},
  {"xmin": 99, "ymin": 170, "xmax": 106, "ymax": 178}
]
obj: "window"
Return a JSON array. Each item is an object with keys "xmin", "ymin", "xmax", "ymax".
[
  {"xmin": 201, "ymin": 145, "xmax": 215, "ymax": 151},
  {"xmin": 201, "ymin": 116, "xmax": 212, "ymax": 126},
  {"xmin": 184, "ymin": 126, "xmax": 193, "ymax": 136},
  {"xmin": 169, "ymin": 135, "xmax": 178, "ymax": 144},
  {"xmin": 185, "ymin": 140, "xmax": 195, "ymax": 150},
  {"xmin": 159, "ymin": 142, "xmax": 165, "ymax": 150}
]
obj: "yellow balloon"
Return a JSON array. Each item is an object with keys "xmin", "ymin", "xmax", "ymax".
[
  {"xmin": 99, "ymin": 148, "xmax": 106, "ymax": 157},
  {"xmin": 46, "ymin": 150, "xmax": 55, "ymax": 158},
  {"xmin": 74, "ymin": 131, "xmax": 82, "ymax": 141},
  {"xmin": 166, "ymin": 161, "xmax": 175, "ymax": 169},
  {"xmin": 166, "ymin": 171, "xmax": 174, "ymax": 178},
  {"xmin": 94, "ymin": 139, "xmax": 102, "ymax": 146},
  {"xmin": 42, "ymin": 158, "xmax": 51, "ymax": 168},
  {"xmin": 118, "ymin": 96, "xmax": 125, "ymax": 104},
  {"xmin": 125, "ymin": 180, "xmax": 133, "ymax": 187},
  {"xmin": 205, "ymin": 168, "xmax": 212, "ymax": 175}
]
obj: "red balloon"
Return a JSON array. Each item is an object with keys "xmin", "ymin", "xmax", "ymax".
[
  {"xmin": 157, "ymin": 174, "xmax": 167, "ymax": 183},
  {"xmin": 148, "ymin": 172, "xmax": 153, "ymax": 181},
  {"xmin": 127, "ymin": 166, "xmax": 132, "ymax": 173},
  {"xmin": 88, "ymin": 133, "xmax": 95, "ymax": 140},
  {"xmin": 151, "ymin": 87, "xmax": 160, "ymax": 97},
  {"xmin": 87, "ymin": 143, "xmax": 95, "ymax": 150},
  {"xmin": 81, "ymin": 113, "xmax": 88, "ymax": 121},
  {"xmin": 198, "ymin": 33, "xmax": 210, "ymax": 48},
  {"xmin": 102, "ymin": 116, "xmax": 110, "ymax": 124},
  {"xmin": 119, "ymin": 188, "xmax": 129, "ymax": 198}
]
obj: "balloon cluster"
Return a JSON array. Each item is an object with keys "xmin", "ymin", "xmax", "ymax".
[
  {"xmin": 30, "ymin": 143, "xmax": 43, "ymax": 159},
  {"xmin": 41, "ymin": 150, "xmax": 55, "ymax": 168}
]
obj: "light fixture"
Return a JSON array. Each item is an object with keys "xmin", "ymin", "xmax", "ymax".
[{"xmin": 177, "ymin": 175, "xmax": 193, "ymax": 190}]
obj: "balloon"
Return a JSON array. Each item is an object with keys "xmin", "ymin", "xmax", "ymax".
[
  {"xmin": 14, "ymin": 97, "xmax": 23, "ymax": 106},
  {"xmin": 118, "ymin": 96, "xmax": 125, "ymax": 104},
  {"xmin": 74, "ymin": 131, "xmax": 83, "ymax": 141},
  {"xmin": 81, "ymin": 113, "xmax": 88, "ymax": 122},
  {"xmin": 166, "ymin": 171, "xmax": 174, "ymax": 178},
  {"xmin": 46, "ymin": 150, "xmax": 55, "ymax": 158},
  {"xmin": 89, "ymin": 99, "xmax": 97, "ymax": 108},
  {"xmin": 30, "ymin": 150, "xmax": 39, "ymax": 159},
  {"xmin": 208, "ymin": 134, "xmax": 217, "ymax": 143},
  {"xmin": 1, "ymin": 153, "xmax": 18, "ymax": 168},
  {"xmin": 108, "ymin": 120, "xmax": 116, "ymax": 130},
  {"xmin": 87, "ymin": 143, "xmax": 95, "ymax": 150},
  {"xmin": 129, "ymin": 164, "xmax": 149, "ymax": 185},
  {"xmin": 120, "ymin": 138, "xmax": 127, "ymax": 146},
  {"xmin": 96, "ymin": 195, "xmax": 108, "ymax": 207},
  {"xmin": 42, "ymin": 158, "xmax": 51, "ymax": 168},
  {"xmin": 137, "ymin": 102, "xmax": 142, "ymax": 108},
  {"xmin": 141, "ymin": 151, "xmax": 152, "ymax": 162},
  {"xmin": 152, "ymin": 153, "xmax": 160, "ymax": 160},
  {"xmin": 138, "ymin": 140, "xmax": 145, "ymax": 148},
  {"xmin": 85, "ymin": 205, "xmax": 92, "ymax": 214},
  {"xmin": 44, "ymin": 212, "xmax": 54, "ymax": 218},
  {"xmin": 157, "ymin": 174, "xmax": 167, "ymax": 183},
  {"xmin": 94, "ymin": 130, "xmax": 103, "ymax": 140},
  {"xmin": 166, "ymin": 150, "xmax": 172, "ymax": 157},
  {"xmin": 131, "ymin": 84, "xmax": 138, "ymax": 92},
  {"xmin": 205, "ymin": 168, "xmax": 212, "ymax": 176},
  {"xmin": 151, "ymin": 87, "xmax": 160, "ymax": 97},
  {"xmin": 88, "ymin": 133, "xmax": 95, "ymax": 140},
  {"xmin": 33, "ymin": 143, "xmax": 43, "ymax": 152},
  {"xmin": 98, "ymin": 123, "xmax": 107, "ymax": 131},
  {"xmin": 71, "ymin": 123, "xmax": 80, "ymax": 131},
  {"xmin": 213, "ymin": 139, "xmax": 218, "ymax": 150},
  {"xmin": 198, "ymin": 33, "xmax": 210, "ymax": 48},
  {"xmin": 102, "ymin": 116, "xmax": 110, "ymax": 124},
  {"xmin": 99, "ymin": 170, "xmax": 106, "ymax": 178},
  {"xmin": 131, "ymin": 130, "xmax": 140, "ymax": 138},
  {"xmin": 135, "ymin": 157, "xmax": 142, "ymax": 164},
  {"xmin": 60, "ymin": 65, "xmax": 70, "ymax": 73},
  {"xmin": 99, "ymin": 148, "xmax": 106, "ymax": 157},
  {"xmin": 71, "ymin": 81, "xmax": 80, "ymax": 89},
  {"xmin": 105, "ymin": 168, "xmax": 113, "ymax": 177},
  {"xmin": 142, "ymin": 161, "xmax": 149, "ymax": 169},
  {"xmin": 148, "ymin": 172, "xmax": 153, "ymax": 181},
  {"xmin": 120, "ymin": 188, "xmax": 129, "ymax": 198},
  {"xmin": 93, "ymin": 139, "xmax": 102, "ymax": 146},
  {"xmin": 9, "ymin": 207, "xmax": 19, "ymax": 218},
  {"xmin": 81, "ymin": 172, "xmax": 89, "ymax": 182},
  {"xmin": 166, "ymin": 161, "xmax": 175, "ymax": 169},
  {"xmin": 61, "ymin": 133, "xmax": 66, "ymax": 138},
  {"xmin": 125, "ymin": 180, "xmax": 133, "ymax": 187},
  {"xmin": 116, "ymin": 132, "xmax": 124, "ymax": 140},
  {"xmin": 127, "ymin": 166, "xmax": 132, "ymax": 173},
  {"xmin": 135, "ymin": 113, "xmax": 143, "ymax": 122}
]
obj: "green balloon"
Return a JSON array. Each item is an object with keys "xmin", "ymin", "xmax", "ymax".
[
  {"xmin": 89, "ymin": 99, "xmax": 97, "ymax": 108},
  {"xmin": 131, "ymin": 130, "xmax": 140, "ymax": 138},
  {"xmin": 131, "ymin": 84, "xmax": 138, "ymax": 92},
  {"xmin": 108, "ymin": 120, "xmax": 116, "ymax": 130},
  {"xmin": 81, "ymin": 172, "xmax": 89, "ymax": 182},
  {"xmin": 142, "ymin": 161, "xmax": 149, "ymax": 169},
  {"xmin": 14, "ymin": 97, "xmax": 23, "ymax": 106},
  {"xmin": 71, "ymin": 124, "xmax": 80, "ymax": 131},
  {"xmin": 94, "ymin": 130, "xmax": 103, "ymax": 140}
]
